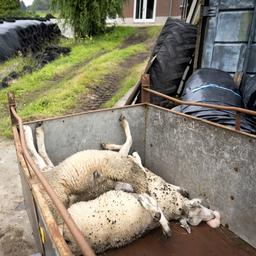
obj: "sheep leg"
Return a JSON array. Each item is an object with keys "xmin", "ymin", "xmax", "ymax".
[
  {"xmin": 36, "ymin": 126, "xmax": 54, "ymax": 169},
  {"xmin": 115, "ymin": 182, "xmax": 134, "ymax": 192},
  {"xmin": 118, "ymin": 114, "xmax": 133, "ymax": 156},
  {"xmin": 101, "ymin": 115, "xmax": 132, "ymax": 155},
  {"xmin": 131, "ymin": 152, "xmax": 145, "ymax": 170},
  {"xmin": 23, "ymin": 125, "xmax": 49, "ymax": 171},
  {"xmin": 131, "ymin": 152, "xmax": 190, "ymax": 198},
  {"xmin": 138, "ymin": 193, "xmax": 171, "ymax": 237}
]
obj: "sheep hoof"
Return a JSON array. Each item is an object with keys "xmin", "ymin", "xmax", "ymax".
[
  {"xmin": 119, "ymin": 114, "xmax": 125, "ymax": 122},
  {"xmin": 101, "ymin": 143, "xmax": 107, "ymax": 150},
  {"xmin": 115, "ymin": 182, "xmax": 134, "ymax": 193},
  {"xmin": 163, "ymin": 229, "xmax": 172, "ymax": 239},
  {"xmin": 153, "ymin": 212, "xmax": 161, "ymax": 222},
  {"xmin": 178, "ymin": 188, "xmax": 190, "ymax": 198}
]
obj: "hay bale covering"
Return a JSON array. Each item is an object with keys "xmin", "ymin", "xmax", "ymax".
[{"xmin": 0, "ymin": 18, "xmax": 61, "ymax": 62}]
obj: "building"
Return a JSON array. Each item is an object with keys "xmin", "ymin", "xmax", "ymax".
[{"xmin": 121, "ymin": 0, "xmax": 181, "ymax": 24}]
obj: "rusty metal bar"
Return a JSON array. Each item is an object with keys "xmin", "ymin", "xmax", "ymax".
[
  {"xmin": 8, "ymin": 93, "xmax": 95, "ymax": 256},
  {"xmin": 141, "ymin": 74, "xmax": 150, "ymax": 103},
  {"xmin": 235, "ymin": 112, "xmax": 241, "ymax": 131},
  {"xmin": 142, "ymin": 87, "xmax": 256, "ymax": 116}
]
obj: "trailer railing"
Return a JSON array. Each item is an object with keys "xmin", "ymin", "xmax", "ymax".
[
  {"xmin": 139, "ymin": 74, "xmax": 256, "ymax": 132},
  {"xmin": 8, "ymin": 92, "xmax": 96, "ymax": 256}
]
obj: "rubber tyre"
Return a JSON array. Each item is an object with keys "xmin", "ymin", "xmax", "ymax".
[{"xmin": 149, "ymin": 18, "xmax": 197, "ymax": 107}]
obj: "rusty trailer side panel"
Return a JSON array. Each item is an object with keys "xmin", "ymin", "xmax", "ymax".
[
  {"xmin": 13, "ymin": 104, "xmax": 256, "ymax": 255},
  {"xmin": 145, "ymin": 105, "xmax": 256, "ymax": 248},
  {"xmin": 13, "ymin": 127, "xmax": 73, "ymax": 256}
]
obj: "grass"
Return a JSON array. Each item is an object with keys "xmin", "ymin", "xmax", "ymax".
[
  {"xmin": 18, "ymin": 44, "xmax": 146, "ymax": 118},
  {"xmin": 0, "ymin": 26, "xmax": 161, "ymax": 138},
  {"xmin": 103, "ymin": 61, "xmax": 147, "ymax": 108}
]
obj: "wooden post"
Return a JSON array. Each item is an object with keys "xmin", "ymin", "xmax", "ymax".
[
  {"xmin": 141, "ymin": 74, "xmax": 150, "ymax": 103},
  {"xmin": 8, "ymin": 92, "xmax": 17, "ymax": 126}
]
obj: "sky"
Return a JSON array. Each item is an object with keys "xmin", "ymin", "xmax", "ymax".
[{"xmin": 22, "ymin": 0, "xmax": 34, "ymax": 7}]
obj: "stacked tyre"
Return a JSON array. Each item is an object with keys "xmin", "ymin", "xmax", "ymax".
[{"xmin": 148, "ymin": 18, "xmax": 197, "ymax": 107}]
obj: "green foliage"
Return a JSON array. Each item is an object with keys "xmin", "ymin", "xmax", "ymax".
[
  {"xmin": 0, "ymin": 0, "xmax": 20, "ymax": 16},
  {"xmin": 20, "ymin": 1, "xmax": 27, "ymax": 11},
  {"xmin": 51, "ymin": 0, "xmax": 125, "ymax": 37}
]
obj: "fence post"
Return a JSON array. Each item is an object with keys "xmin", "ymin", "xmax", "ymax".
[
  {"xmin": 141, "ymin": 74, "xmax": 150, "ymax": 103},
  {"xmin": 8, "ymin": 92, "xmax": 18, "ymax": 126}
]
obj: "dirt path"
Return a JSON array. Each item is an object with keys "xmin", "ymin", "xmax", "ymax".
[
  {"xmin": 70, "ymin": 51, "xmax": 149, "ymax": 113},
  {"xmin": 67, "ymin": 27, "xmax": 156, "ymax": 113},
  {"xmin": 0, "ymin": 138, "xmax": 35, "ymax": 256}
]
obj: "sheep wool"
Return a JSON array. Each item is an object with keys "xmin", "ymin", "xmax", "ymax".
[
  {"xmin": 43, "ymin": 150, "xmax": 149, "ymax": 221},
  {"xmin": 63, "ymin": 190, "xmax": 161, "ymax": 254}
]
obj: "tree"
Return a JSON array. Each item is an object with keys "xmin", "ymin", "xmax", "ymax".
[
  {"xmin": 31, "ymin": 0, "xmax": 50, "ymax": 11},
  {"xmin": 0, "ymin": 0, "xmax": 20, "ymax": 16},
  {"xmin": 20, "ymin": 1, "xmax": 27, "ymax": 11},
  {"xmin": 51, "ymin": 0, "xmax": 125, "ymax": 37}
]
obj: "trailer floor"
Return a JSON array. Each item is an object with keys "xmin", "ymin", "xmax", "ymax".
[{"xmin": 102, "ymin": 222, "xmax": 256, "ymax": 256}]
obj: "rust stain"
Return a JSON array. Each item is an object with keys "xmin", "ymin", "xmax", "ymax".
[
  {"xmin": 32, "ymin": 184, "xmax": 73, "ymax": 256},
  {"xmin": 102, "ymin": 223, "xmax": 256, "ymax": 256}
]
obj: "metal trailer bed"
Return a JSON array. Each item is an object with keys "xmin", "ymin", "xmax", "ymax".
[{"xmin": 9, "ymin": 95, "xmax": 256, "ymax": 255}]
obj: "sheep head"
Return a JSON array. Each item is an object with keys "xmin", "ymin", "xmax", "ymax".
[{"xmin": 183, "ymin": 198, "xmax": 217, "ymax": 226}]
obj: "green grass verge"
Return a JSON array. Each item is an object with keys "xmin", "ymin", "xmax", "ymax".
[
  {"xmin": 0, "ymin": 26, "xmax": 157, "ymax": 138},
  {"xmin": 103, "ymin": 61, "xmax": 147, "ymax": 108},
  {"xmin": 18, "ymin": 44, "xmax": 146, "ymax": 118}
]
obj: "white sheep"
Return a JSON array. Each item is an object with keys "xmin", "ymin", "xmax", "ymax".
[
  {"xmin": 62, "ymin": 190, "xmax": 171, "ymax": 255},
  {"xmin": 23, "ymin": 117, "xmax": 149, "ymax": 221},
  {"xmin": 24, "ymin": 114, "xmax": 220, "ymax": 250},
  {"xmin": 102, "ymin": 132, "xmax": 221, "ymax": 234}
]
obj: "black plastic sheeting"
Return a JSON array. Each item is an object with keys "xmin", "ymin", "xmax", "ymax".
[
  {"xmin": 0, "ymin": 19, "xmax": 61, "ymax": 62},
  {"xmin": 176, "ymin": 68, "xmax": 256, "ymax": 133},
  {"xmin": 240, "ymin": 75, "xmax": 256, "ymax": 111}
]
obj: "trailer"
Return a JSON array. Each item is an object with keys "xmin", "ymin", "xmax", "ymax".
[
  {"xmin": 7, "ymin": 0, "xmax": 256, "ymax": 255},
  {"xmin": 8, "ymin": 90, "xmax": 256, "ymax": 255}
]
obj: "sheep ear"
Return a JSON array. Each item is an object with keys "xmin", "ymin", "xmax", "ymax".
[{"xmin": 115, "ymin": 182, "xmax": 134, "ymax": 193}]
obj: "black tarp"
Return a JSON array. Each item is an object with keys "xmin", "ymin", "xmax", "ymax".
[
  {"xmin": 177, "ymin": 68, "xmax": 256, "ymax": 133},
  {"xmin": 148, "ymin": 18, "xmax": 197, "ymax": 107},
  {"xmin": 241, "ymin": 75, "xmax": 256, "ymax": 111},
  {"xmin": 0, "ymin": 19, "xmax": 61, "ymax": 61}
]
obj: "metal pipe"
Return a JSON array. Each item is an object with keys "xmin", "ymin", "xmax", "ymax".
[
  {"xmin": 9, "ymin": 105, "xmax": 95, "ymax": 256},
  {"xmin": 142, "ymin": 87, "xmax": 256, "ymax": 116},
  {"xmin": 169, "ymin": 0, "xmax": 173, "ymax": 16}
]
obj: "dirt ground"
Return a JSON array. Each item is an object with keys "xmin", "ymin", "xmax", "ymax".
[{"xmin": 0, "ymin": 138, "xmax": 36, "ymax": 256}]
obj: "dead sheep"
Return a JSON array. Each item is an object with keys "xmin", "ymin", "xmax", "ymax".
[
  {"xmin": 144, "ymin": 167, "xmax": 219, "ymax": 233},
  {"xmin": 24, "ymin": 114, "xmax": 220, "ymax": 236},
  {"xmin": 23, "ymin": 116, "xmax": 148, "ymax": 220},
  {"xmin": 102, "ymin": 133, "xmax": 221, "ymax": 234},
  {"xmin": 62, "ymin": 190, "xmax": 171, "ymax": 255}
]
